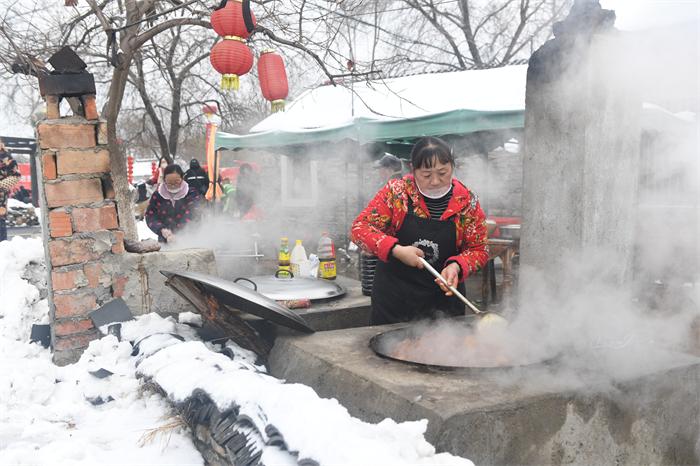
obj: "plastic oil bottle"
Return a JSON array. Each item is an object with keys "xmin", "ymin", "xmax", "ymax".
[
  {"xmin": 317, "ymin": 232, "xmax": 336, "ymax": 280},
  {"xmin": 278, "ymin": 237, "xmax": 291, "ymax": 277},
  {"xmin": 290, "ymin": 239, "xmax": 308, "ymax": 277}
]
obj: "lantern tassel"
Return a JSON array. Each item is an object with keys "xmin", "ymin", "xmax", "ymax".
[
  {"xmin": 271, "ymin": 99, "xmax": 285, "ymax": 112},
  {"xmin": 221, "ymin": 74, "xmax": 240, "ymax": 91}
]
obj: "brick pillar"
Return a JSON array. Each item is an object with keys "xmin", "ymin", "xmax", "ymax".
[{"xmin": 36, "ymin": 117, "xmax": 129, "ymax": 365}]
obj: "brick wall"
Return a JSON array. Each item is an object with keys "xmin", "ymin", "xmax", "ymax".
[{"xmin": 36, "ymin": 117, "xmax": 128, "ymax": 365}]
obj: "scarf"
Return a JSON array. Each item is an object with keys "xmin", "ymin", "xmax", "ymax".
[{"xmin": 158, "ymin": 180, "xmax": 189, "ymax": 206}]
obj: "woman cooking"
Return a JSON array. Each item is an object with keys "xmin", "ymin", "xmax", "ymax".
[
  {"xmin": 145, "ymin": 164, "xmax": 202, "ymax": 243},
  {"xmin": 351, "ymin": 137, "xmax": 489, "ymax": 325}
]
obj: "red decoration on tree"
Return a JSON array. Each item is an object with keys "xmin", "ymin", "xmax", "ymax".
[
  {"xmin": 211, "ymin": 0, "xmax": 256, "ymax": 39},
  {"xmin": 127, "ymin": 155, "xmax": 134, "ymax": 184},
  {"xmin": 210, "ymin": 38, "xmax": 254, "ymax": 91},
  {"xmin": 257, "ymin": 50, "xmax": 289, "ymax": 112}
]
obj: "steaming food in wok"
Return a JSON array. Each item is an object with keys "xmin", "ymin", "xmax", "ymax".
[{"xmin": 382, "ymin": 319, "xmax": 540, "ymax": 368}]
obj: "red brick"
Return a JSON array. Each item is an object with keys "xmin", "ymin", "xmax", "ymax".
[
  {"xmin": 83, "ymin": 95, "xmax": 99, "ymax": 120},
  {"xmin": 48, "ymin": 210, "xmax": 72, "ymax": 238},
  {"xmin": 49, "ymin": 239, "xmax": 102, "ymax": 267},
  {"xmin": 112, "ymin": 275, "xmax": 129, "ymax": 298},
  {"xmin": 72, "ymin": 205, "xmax": 118, "ymax": 233},
  {"xmin": 51, "ymin": 269, "xmax": 86, "ymax": 291},
  {"xmin": 44, "ymin": 179, "xmax": 103, "ymax": 208},
  {"xmin": 53, "ymin": 292, "xmax": 97, "ymax": 318},
  {"xmin": 112, "ymin": 230, "xmax": 125, "ymax": 254},
  {"xmin": 53, "ymin": 332, "xmax": 98, "ymax": 351},
  {"xmin": 57, "ymin": 149, "xmax": 110, "ymax": 175},
  {"xmin": 55, "ymin": 318, "xmax": 94, "ymax": 335},
  {"xmin": 42, "ymin": 152, "xmax": 57, "ymax": 180},
  {"xmin": 83, "ymin": 263, "xmax": 102, "ymax": 289},
  {"xmin": 38, "ymin": 122, "xmax": 96, "ymax": 149},
  {"xmin": 46, "ymin": 95, "xmax": 60, "ymax": 120}
]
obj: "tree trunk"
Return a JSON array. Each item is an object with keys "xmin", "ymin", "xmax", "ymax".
[
  {"xmin": 107, "ymin": 61, "xmax": 138, "ymax": 241},
  {"xmin": 168, "ymin": 80, "xmax": 182, "ymax": 158}
]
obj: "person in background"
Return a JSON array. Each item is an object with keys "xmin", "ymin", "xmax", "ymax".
[
  {"xmin": 219, "ymin": 176, "xmax": 236, "ymax": 213},
  {"xmin": 184, "ymin": 158, "xmax": 210, "ymax": 197},
  {"xmin": 0, "ymin": 144, "xmax": 21, "ymax": 242},
  {"xmin": 374, "ymin": 153, "xmax": 404, "ymax": 184},
  {"xmin": 233, "ymin": 163, "xmax": 262, "ymax": 220},
  {"xmin": 146, "ymin": 157, "xmax": 169, "ymax": 187},
  {"xmin": 351, "ymin": 137, "xmax": 489, "ymax": 325},
  {"xmin": 145, "ymin": 164, "xmax": 201, "ymax": 243}
]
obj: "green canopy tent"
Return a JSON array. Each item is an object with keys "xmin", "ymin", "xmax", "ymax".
[{"xmin": 214, "ymin": 65, "xmax": 527, "ymax": 151}]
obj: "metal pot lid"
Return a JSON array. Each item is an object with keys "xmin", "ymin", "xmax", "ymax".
[
  {"xmin": 233, "ymin": 272, "xmax": 346, "ymax": 301},
  {"xmin": 160, "ymin": 270, "xmax": 314, "ymax": 334}
]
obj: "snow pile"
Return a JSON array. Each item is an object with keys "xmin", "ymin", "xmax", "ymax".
[
  {"xmin": 0, "ymin": 237, "xmax": 202, "ymax": 466},
  {"xmin": 138, "ymin": 341, "xmax": 472, "ymax": 466}
]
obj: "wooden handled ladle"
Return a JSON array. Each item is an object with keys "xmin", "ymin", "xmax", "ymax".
[{"xmin": 418, "ymin": 257, "xmax": 508, "ymax": 325}]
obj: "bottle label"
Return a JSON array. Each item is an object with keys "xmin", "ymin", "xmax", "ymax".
[{"xmin": 319, "ymin": 260, "xmax": 336, "ymax": 279}]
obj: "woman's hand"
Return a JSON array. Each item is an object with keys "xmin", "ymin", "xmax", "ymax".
[
  {"xmin": 435, "ymin": 262, "xmax": 461, "ymax": 296},
  {"xmin": 391, "ymin": 245, "xmax": 425, "ymax": 268},
  {"xmin": 161, "ymin": 228, "xmax": 174, "ymax": 242},
  {"xmin": 0, "ymin": 207, "xmax": 6, "ymax": 216}
]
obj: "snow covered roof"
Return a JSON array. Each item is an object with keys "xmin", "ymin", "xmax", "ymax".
[{"xmin": 215, "ymin": 65, "xmax": 527, "ymax": 150}]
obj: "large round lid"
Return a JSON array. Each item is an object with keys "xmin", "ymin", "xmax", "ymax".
[
  {"xmin": 160, "ymin": 270, "xmax": 314, "ymax": 333},
  {"xmin": 234, "ymin": 274, "xmax": 346, "ymax": 301}
]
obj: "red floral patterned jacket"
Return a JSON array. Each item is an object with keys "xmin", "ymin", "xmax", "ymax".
[{"xmin": 350, "ymin": 175, "xmax": 489, "ymax": 282}]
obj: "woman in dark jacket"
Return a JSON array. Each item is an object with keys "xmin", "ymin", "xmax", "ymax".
[
  {"xmin": 184, "ymin": 158, "xmax": 210, "ymax": 197},
  {"xmin": 145, "ymin": 164, "xmax": 201, "ymax": 243}
]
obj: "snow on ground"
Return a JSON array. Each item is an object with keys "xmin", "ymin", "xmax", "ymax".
[
  {"xmin": 0, "ymin": 236, "xmax": 474, "ymax": 466},
  {"xmin": 0, "ymin": 237, "xmax": 203, "ymax": 466}
]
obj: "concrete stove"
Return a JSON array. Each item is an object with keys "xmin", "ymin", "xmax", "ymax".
[{"xmin": 269, "ymin": 325, "xmax": 700, "ymax": 465}]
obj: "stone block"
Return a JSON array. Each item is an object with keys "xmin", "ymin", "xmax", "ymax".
[
  {"xmin": 44, "ymin": 178, "xmax": 103, "ymax": 208},
  {"xmin": 120, "ymin": 248, "xmax": 217, "ymax": 315},
  {"xmin": 38, "ymin": 122, "xmax": 96, "ymax": 149},
  {"xmin": 54, "ymin": 318, "xmax": 94, "ymax": 335},
  {"xmin": 49, "ymin": 238, "xmax": 102, "ymax": 267},
  {"xmin": 56, "ymin": 149, "xmax": 110, "ymax": 175},
  {"xmin": 52, "ymin": 269, "xmax": 87, "ymax": 291},
  {"xmin": 72, "ymin": 205, "xmax": 118, "ymax": 232},
  {"xmin": 83, "ymin": 95, "xmax": 98, "ymax": 120},
  {"xmin": 48, "ymin": 210, "xmax": 72, "ymax": 238},
  {"xmin": 53, "ymin": 292, "xmax": 97, "ymax": 318},
  {"xmin": 42, "ymin": 152, "xmax": 57, "ymax": 180}
]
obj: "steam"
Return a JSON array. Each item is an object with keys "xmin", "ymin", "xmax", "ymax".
[{"xmin": 376, "ymin": 14, "xmax": 699, "ymax": 393}]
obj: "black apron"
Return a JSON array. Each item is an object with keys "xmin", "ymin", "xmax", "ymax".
[{"xmin": 371, "ymin": 197, "xmax": 466, "ymax": 325}]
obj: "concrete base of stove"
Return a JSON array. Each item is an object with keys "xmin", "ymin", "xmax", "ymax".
[{"xmin": 269, "ymin": 325, "xmax": 700, "ymax": 465}]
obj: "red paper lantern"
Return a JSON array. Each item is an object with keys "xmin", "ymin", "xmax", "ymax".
[
  {"xmin": 210, "ymin": 38, "xmax": 254, "ymax": 91},
  {"xmin": 211, "ymin": 0, "xmax": 256, "ymax": 39},
  {"xmin": 257, "ymin": 50, "xmax": 289, "ymax": 112}
]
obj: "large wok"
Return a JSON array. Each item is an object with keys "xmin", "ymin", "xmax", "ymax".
[{"xmin": 370, "ymin": 317, "xmax": 556, "ymax": 372}]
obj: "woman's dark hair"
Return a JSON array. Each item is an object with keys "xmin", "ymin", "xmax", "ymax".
[
  {"xmin": 410, "ymin": 137, "xmax": 454, "ymax": 169},
  {"xmin": 163, "ymin": 164, "xmax": 184, "ymax": 178}
]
